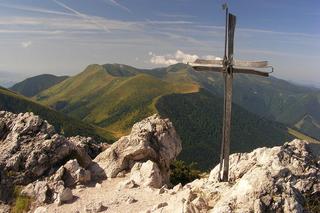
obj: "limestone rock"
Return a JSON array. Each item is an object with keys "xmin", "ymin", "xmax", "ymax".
[
  {"xmin": 141, "ymin": 139, "xmax": 319, "ymax": 213},
  {"xmin": 151, "ymin": 202, "xmax": 168, "ymax": 211},
  {"xmin": 75, "ymin": 168, "xmax": 91, "ymax": 184},
  {"xmin": 57, "ymin": 188, "xmax": 73, "ymax": 205},
  {"xmin": 117, "ymin": 179, "xmax": 138, "ymax": 190},
  {"xmin": 204, "ymin": 139, "xmax": 319, "ymax": 212},
  {"xmin": 130, "ymin": 160, "xmax": 163, "ymax": 188},
  {"xmin": 92, "ymin": 114, "xmax": 181, "ymax": 187},
  {"xmin": 0, "ymin": 111, "xmax": 94, "ymax": 202},
  {"xmin": 85, "ymin": 201, "xmax": 106, "ymax": 213}
]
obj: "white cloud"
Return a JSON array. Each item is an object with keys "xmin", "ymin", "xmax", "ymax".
[
  {"xmin": 204, "ymin": 55, "xmax": 223, "ymax": 60},
  {"xmin": 150, "ymin": 55, "xmax": 179, "ymax": 65},
  {"xmin": 21, "ymin": 41, "xmax": 32, "ymax": 48},
  {"xmin": 174, "ymin": 50, "xmax": 198, "ymax": 63},
  {"xmin": 149, "ymin": 50, "xmax": 221, "ymax": 65}
]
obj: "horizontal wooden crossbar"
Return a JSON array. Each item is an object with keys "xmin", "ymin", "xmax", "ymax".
[
  {"xmin": 193, "ymin": 59, "xmax": 223, "ymax": 65},
  {"xmin": 192, "ymin": 59, "xmax": 269, "ymax": 68},
  {"xmin": 191, "ymin": 66, "xmax": 269, "ymax": 77},
  {"xmin": 233, "ymin": 60, "xmax": 268, "ymax": 68},
  {"xmin": 233, "ymin": 68, "xmax": 269, "ymax": 77}
]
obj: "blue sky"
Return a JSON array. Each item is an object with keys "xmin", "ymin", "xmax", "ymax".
[{"xmin": 0, "ymin": 0, "xmax": 319, "ymax": 85}]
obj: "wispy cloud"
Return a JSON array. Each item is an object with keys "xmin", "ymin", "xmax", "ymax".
[
  {"xmin": 0, "ymin": 3, "xmax": 75, "ymax": 16},
  {"xmin": 21, "ymin": 41, "xmax": 32, "ymax": 48},
  {"xmin": 102, "ymin": 0, "xmax": 131, "ymax": 13},
  {"xmin": 157, "ymin": 12, "xmax": 196, "ymax": 19},
  {"xmin": 0, "ymin": 29, "xmax": 63, "ymax": 35},
  {"xmin": 0, "ymin": 16, "xmax": 142, "ymax": 38},
  {"xmin": 53, "ymin": 0, "xmax": 110, "ymax": 32},
  {"xmin": 146, "ymin": 20, "xmax": 193, "ymax": 25},
  {"xmin": 197, "ymin": 25, "xmax": 320, "ymax": 39}
]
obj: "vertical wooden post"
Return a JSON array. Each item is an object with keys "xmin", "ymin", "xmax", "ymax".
[
  {"xmin": 219, "ymin": 12, "xmax": 236, "ymax": 182},
  {"xmin": 222, "ymin": 67, "xmax": 233, "ymax": 181},
  {"xmin": 218, "ymin": 4, "xmax": 229, "ymax": 181}
]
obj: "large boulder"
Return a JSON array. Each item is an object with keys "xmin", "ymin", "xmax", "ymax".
[
  {"xmin": 0, "ymin": 111, "xmax": 93, "ymax": 201},
  {"xmin": 91, "ymin": 114, "xmax": 182, "ymax": 186}
]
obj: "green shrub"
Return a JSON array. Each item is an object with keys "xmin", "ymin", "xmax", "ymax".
[
  {"xmin": 11, "ymin": 186, "xmax": 32, "ymax": 213},
  {"xmin": 170, "ymin": 160, "xmax": 201, "ymax": 186}
]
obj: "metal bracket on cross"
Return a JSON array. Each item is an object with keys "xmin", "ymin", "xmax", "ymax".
[{"xmin": 189, "ymin": 4, "xmax": 273, "ymax": 182}]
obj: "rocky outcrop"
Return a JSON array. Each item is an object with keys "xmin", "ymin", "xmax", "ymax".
[
  {"xmin": 91, "ymin": 114, "xmax": 182, "ymax": 187},
  {"xmin": 0, "ymin": 111, "xmax": 94, "ymax": 202},
  {"xmin": 2, "ymin": 110, "xmax": 319, "ymax": 213},
  {"xmin": 144, "ymin": 139, "xmax": 320, "ymax": 213},
  {"xmin": 21, "ymin": 158, "xmax": 93, "ymax": 205}
]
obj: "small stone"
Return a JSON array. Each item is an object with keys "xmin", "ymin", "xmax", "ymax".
[
  {"xmin": 191, "ymin": 197, "xmax": 208, "ymax": 210},
  {"xmin": 34, "ymin": 206, "xmax": 47, "ymax": 213},
  {"xmin": 253, "ymin": 199, "xmax": 264, "ymax": 213},
  {"xmin": 158, "ymin": 185, "xmax": 168, "ymax": 194},
  {"xmin": 172, "ymin": 183, "xmax": 182, "ymax": 193},
  {"xmin": 58, "ymin": 188, "xmax": 73, "ymax": 203},
  {"xmin": 260, "ymin": 195, "xmax": 272, "ymax": 206},
  {"xmin": 21, "ymin": 183, "xmax": 35, "ymax": 197},
  {"xmin": 76, "ymin": 168, "xmax": 91, "ymax": 184},
  {"xmin": 313, "ymin": 183, "xmax": 320, "ymax": 194},
  {"xmin": 117, "ymin": 180, "xmax": 137, "ymax": 190},
  {"xmin": 95, "ymin": 183, "xmax": 102, "ymax": 188},
  {"xmin": 126, "ymin": 196, "xmax": 138, "ymax": 204},
  {"xmin": 76, "ymin": 184, "xmax": 85, "ymax": 189},
  {"xmin": 85, "ymin": 202, "xmax": 105, "ymax": 213},
  {"xmin": 151, "ymin": 202, "xmax": 168, "ymax": 211},
  {"xmin": 116, "ymin": 171, "xmax": 126, "ymax": 178}
]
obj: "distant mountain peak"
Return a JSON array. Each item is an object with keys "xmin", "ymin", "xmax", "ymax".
[{"xmin": 10, "ymin": 74, "xmax": 69, "ymax": 97}]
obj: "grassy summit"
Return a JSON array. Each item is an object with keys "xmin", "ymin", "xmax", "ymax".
[{"xmin": 35, "ymin": 64, "xmax": 199, "ymax": 137}]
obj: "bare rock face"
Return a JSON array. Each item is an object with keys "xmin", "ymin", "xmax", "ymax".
[
  {"xmin": 0, "ymin": 111, "xmax": 93, "ymax": 202},
  {"xmin": 91, "ymin": 114, "xmax": 182, "ymax": 187},
  {"xmin": 147, "ymin": 139, "xmax": 320, "ymax": 213}
]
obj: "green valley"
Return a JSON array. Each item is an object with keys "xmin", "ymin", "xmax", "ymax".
[
  {"xmin": 0, "ymin": 86, "xmax": 114, "ymax": 142},
  {"xmin": 156, "ymin": 90, "xmax": 291, "ymax": 169}
]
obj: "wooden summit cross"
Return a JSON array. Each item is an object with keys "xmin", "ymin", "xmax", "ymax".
[{"xmin": 189, "ymin": 4, "xmax": 273, "ymax": 182}]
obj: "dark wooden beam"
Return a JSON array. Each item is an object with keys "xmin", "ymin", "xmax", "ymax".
[{"xmin": 233, "ymin": 68, "xmax": 269, "ymax": 77}]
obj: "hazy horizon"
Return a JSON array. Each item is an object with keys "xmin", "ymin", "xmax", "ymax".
[{"xmin": 0, "ymin": 0, "xmax": 319, "ymax": 86}]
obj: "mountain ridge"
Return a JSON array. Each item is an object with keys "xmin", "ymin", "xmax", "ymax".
[{"xmin": 33, "ymin": 63, "xmax": 320, "ymax": 140}]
